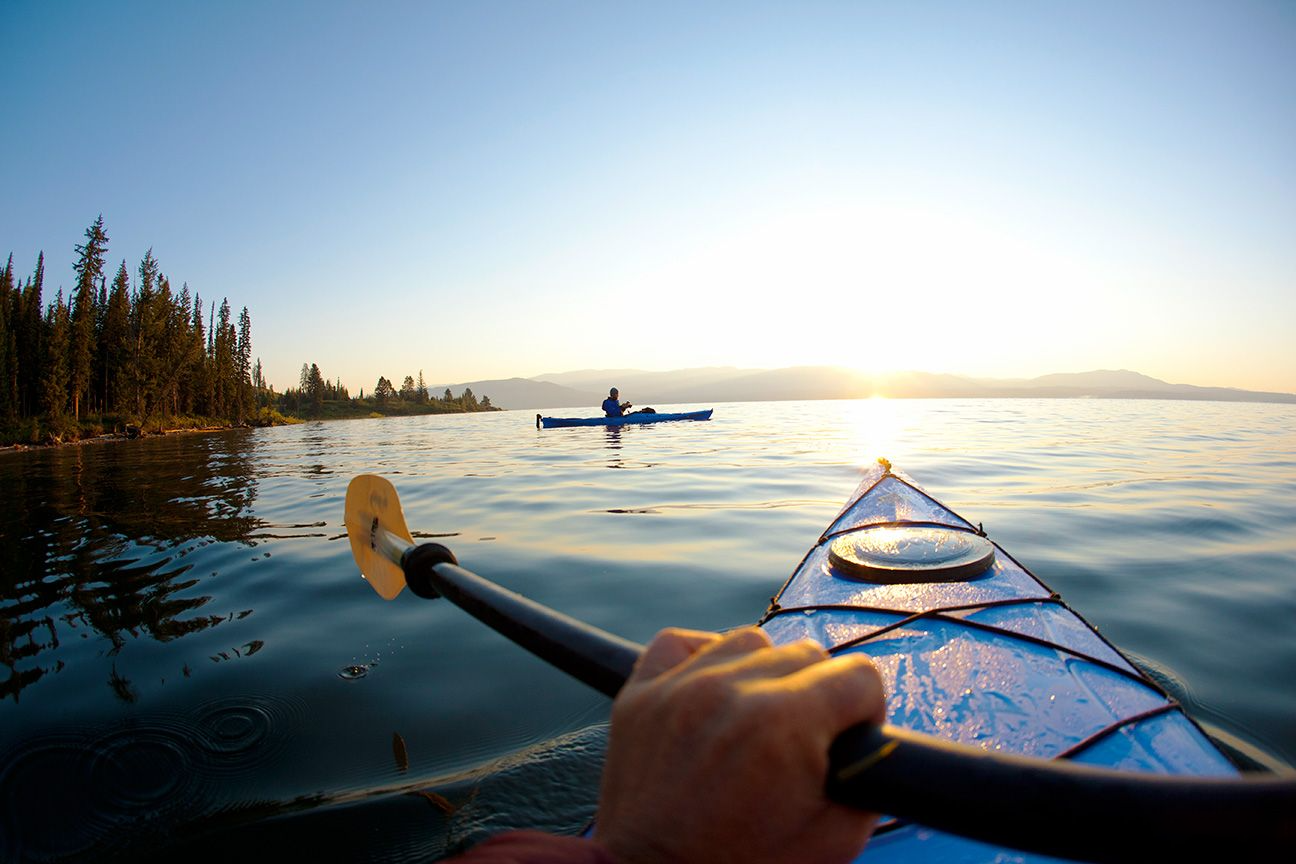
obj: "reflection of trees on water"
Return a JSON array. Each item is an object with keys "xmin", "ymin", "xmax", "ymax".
[
  {"xmin": 108, "ymin": 664, "xmax": 137, "ymax": 703},
  {"xmin": 0, "ymin": 430, "xmax": 264, "ymax": 702}
]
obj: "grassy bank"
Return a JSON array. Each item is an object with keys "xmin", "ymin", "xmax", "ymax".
[
  {"xmin": 0, "ymin": 407, "xmax": 300, "ymax": 449},
  {"xmin": 2, "ymin": 400, "xmax": 499, "ymax": 448}
]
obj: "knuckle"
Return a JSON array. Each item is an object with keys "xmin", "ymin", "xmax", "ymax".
[
  {"xmin": 655, "ymin": 626, "xmax": 693, "ymax": 644},
  {"xmin": 844, "ymin": 651, "xmax": 884, "ymax": 691},
  {"xmin": 645, "ymin": 627, "xmax": 692, "ymax": 656},
  {"xmin": 784, "ymin": 639, "xmax": 829, "ymax": 664},
  {"xmin": 830, "ymin": 652, "xmax": 887, "ymax": 718},
  {"xmin": 724, "ymin": 626, "xmax": 772, "ymax": 651}
]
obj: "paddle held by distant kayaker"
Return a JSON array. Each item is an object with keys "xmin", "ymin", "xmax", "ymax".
[
  {"xmin": 603, "ymin": 387, "xmax": 631, "ymax": 417},
  {"xmin": 452, "ymin": 626, "xmax": 886, "ymax": 863}
]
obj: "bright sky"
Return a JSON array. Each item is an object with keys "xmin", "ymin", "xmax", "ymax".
[{"xmin": 3, "ymin": 1, "xmax": 1294, "ymax": 394}]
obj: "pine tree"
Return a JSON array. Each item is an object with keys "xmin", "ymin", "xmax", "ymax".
[
  {"xmin": 69, "ymin": 216, "xmax": 109, "ymax": 419},
  {"xmin": 205, "ymin": 298, "xmax": 216, "ymax": 415},
  {"xmin": 171, "ymin": 284, "xmax": 198, "ymax": 415},
  {"xmin": 251, "ymin": 358, "xmax": 265, "ymax": 408},
  {"xmin": 93, "ymin": 276, "xmax": 108, "ymax": 413},
  {"xmin": 129, "ymin": 250, "xmax": 164, "ymax": 418},
  {"xmin": 416, "ymin": 369, "xmax": 428, "ymax": 403},
  {"xmin": 309, "ymin": 363, "xmax": 324, "ymax": 413},
  {"xmin": 191, "ymin": 295, "xmax": 209, "ymax": 415},
  {"xmin": 155, "ymin": 274, "xmax": 179, "ymax": 417},
  {"xmin": 101, "ymin": 261, "xmax": 131, "ymax": 414},
  {"xmin": 236, "ymin": 307, "xmax": 252, "ymax": 421},
  {"xmin": 299, "ymin": 363, "xmax": 310, "ymax": 413},
  {"xmin": 0, "ymin": 254, "xmax": 14, "ymax": 419},
  {"xmin": 18, "ymin": 254, "xmax": 45, "ymax": 417},
  {"xmin": 212, "ymin": 298, "xmax": 232, "ymax": 418},
  {"xmin": 41, "ymin": 290, "xmax": 71, "ymax": 420}
]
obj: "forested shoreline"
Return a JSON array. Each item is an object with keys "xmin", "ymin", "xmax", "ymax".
[
  {"xmin": 277, "ymin": 363, "xmax": 498, "ymax": 422},
  {"xmin": 1, "ymin": 218, "xmax": 496, "ymax": 449}
]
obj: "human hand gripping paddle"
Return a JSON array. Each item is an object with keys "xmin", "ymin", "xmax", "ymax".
[{"xmin": 344, "ymin": 475, "xmax": 1296, "ymax": 863}]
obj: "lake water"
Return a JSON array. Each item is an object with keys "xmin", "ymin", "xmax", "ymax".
[{"xmin": 2, "ymin": 398, "xmax": 1294, "ymax": 861}]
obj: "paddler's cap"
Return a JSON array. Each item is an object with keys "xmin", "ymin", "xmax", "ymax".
[{"xmin": 610, "ymin": 387, "xmax": 619, "ymax": 396}]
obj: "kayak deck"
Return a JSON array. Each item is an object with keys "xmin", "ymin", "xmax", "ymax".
[
  {"xmin": 762, "ymin": 461, "xmax": 1236, "ymax": 862},
  {"xmin": 537, "ymin": 409, "xmax": 713, "ymax": 429}
]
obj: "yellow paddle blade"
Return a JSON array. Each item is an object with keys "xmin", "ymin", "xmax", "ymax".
[{"xmin": 344, "ymin": 475, "xmax": 415, "ymax": 600}]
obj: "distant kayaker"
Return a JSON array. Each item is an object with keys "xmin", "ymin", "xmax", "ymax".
[
  {"xmin": 448, "ymin": 626, "xmax": 886, "ymax": 863},
  {"xmin": 602, "ymin": 387, "xmax": 631, "ymax": 417}
]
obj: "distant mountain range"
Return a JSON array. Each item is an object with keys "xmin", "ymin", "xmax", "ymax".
[{"xmin": 432, "ymin": 367, "xmax": 1296, "ymax": 411}]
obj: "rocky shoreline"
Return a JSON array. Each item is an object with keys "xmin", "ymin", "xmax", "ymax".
[{"xmin": 0, "ymin": 421, "xmax": 282, "ymax": 454}]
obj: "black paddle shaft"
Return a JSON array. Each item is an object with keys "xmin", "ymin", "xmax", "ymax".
[
  {"xmin": 399, "ymin": 543, "xmax": 1296, "ymax": 863},
  {"xmin": 402, "ymin": 543, "xmax": 641, "ymax": 697}
]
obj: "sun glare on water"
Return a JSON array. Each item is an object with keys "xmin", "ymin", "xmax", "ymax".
[{"xmin": 840, "ymin": 395, "xmax": 907, "ymax": 468}]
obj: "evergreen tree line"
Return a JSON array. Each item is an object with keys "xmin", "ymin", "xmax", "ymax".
[
  {"xmin": 278, "ymin": 362, "xmax": 350, "ymax": 415},
  {"xmin": 281, "ymin": 364, "xmax": 493, "ymax": 416},
  {"xmin": 1, "ymin": 217, "xmax": 267, "ymax": 437},
  {"xmin": 372, "ymin": 370, "xmax": 434, "ymax": 404},
  {"xmin": 376, "ymin": 373, "xmax": 491, "ymax": 409}
]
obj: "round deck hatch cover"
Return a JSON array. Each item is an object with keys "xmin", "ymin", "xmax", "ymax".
[{"xmin": 828, "ymin": 527, "xmax": 995, "ymax": 583}]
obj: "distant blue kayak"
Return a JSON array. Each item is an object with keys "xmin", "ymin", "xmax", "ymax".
[{"xmin": 537, "ymin": 409, "xmax": 713, "ymax": 429}]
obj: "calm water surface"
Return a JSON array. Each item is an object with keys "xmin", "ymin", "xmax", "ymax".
[{"xmin": 2, "ymin": 399, "xmax": 1294, "ymax": 861}]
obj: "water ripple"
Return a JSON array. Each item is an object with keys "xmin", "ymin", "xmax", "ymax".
[
  {"xmin": 190, "ymin": 693, "xmax": 303, "ymax": 776},
  {"xmin": 0, "ymin": 732, "xmax": 107, "ymax": 861},
  {"xmin": 90, "ymin": 723, "xmax": 197, "ymax": 810}
]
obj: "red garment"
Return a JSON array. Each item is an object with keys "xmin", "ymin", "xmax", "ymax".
[{"xmin": 450, "ymin": 830, "xmax": 617, "ymax": 864}]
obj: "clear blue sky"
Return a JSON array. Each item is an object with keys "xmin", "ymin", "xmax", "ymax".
[{"xmin": 3, "ymin": 1, "xmax": 1293, "ymax": 394}]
